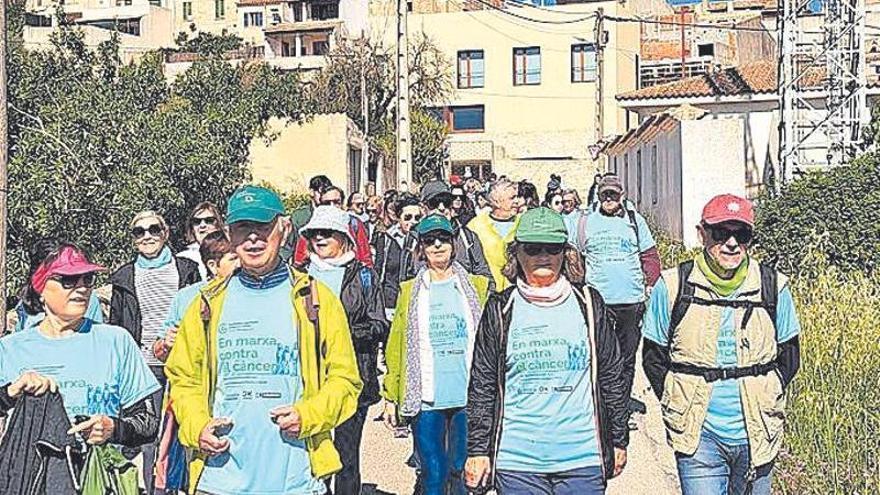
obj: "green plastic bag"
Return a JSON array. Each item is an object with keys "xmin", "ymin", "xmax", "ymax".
[{"xmin": 78, "ymin": 445, "xmax": 139, "ymax": 495}]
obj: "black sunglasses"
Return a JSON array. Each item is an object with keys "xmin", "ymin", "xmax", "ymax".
[
  {"xmin": 402, "ymin": 213, "xmax": 423, "ymax": 222},
  {"xmin": 193, "ymin": 216, "xmax": 217, "ymax": 227},
  {"xmin": 229, "ymin": 218, "xmax": 278, "ymax": 244},
  {"xmin": 426, "ymin": 197, "xmax": 451, "ymax": 210},
  {"xmin": 706, "ymin": 225, "xmax": 753, "ymax": 245},
  {"xmin": 521, "ymin": 243, "xmax": 565, "ymax": 256},
  {"xmin": 599, "ymin": 191, "xmax": 621, "ymax": 201},
  {"xmin": 131, "ymin": 224, "xmax": 164, "ymax": 239},
  {"xmin": 307, "ymin": 228, "xmax": 338, "ymax": 239},
  {"xmin": 420, "ymin": 232, "xmax": 454, "ymax": 246},
  {"xmin": 320, "ymin": 199, "xmax": 343, "ymax": 206},
  {"xmin": 50, "ymin": 273, "xmax": 96, "ymax": 289}
]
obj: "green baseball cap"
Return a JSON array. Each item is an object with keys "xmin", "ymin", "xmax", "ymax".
[
  {"xmin": 226, "ymin": 185, "xmax": 285, "ymax": 224},
  {"xmin": 515, "ymin": 207, "xmax": 568, "ymax": 244},
  {"xmin": 415, "ymin": 214, "xmax": 454, "ymax": 237}
]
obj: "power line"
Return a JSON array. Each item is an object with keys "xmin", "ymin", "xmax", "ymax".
[
  {"xmin": 469, "ymin": 0, "xmax": 596, "ymax": 24},
  {"xmin": 605, "ymin": 14, "xmax": 771, "ymax": 33}
]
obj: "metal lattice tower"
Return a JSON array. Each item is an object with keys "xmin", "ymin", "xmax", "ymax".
[{"xmin": 777, "ymin": 0, "xmax": 867, "ymax": 188}]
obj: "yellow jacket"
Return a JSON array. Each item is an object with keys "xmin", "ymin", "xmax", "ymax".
[
  {"xmin": 165, "ymin": 270, "xmax": 363, "ymax": 494},
  {"xmin": 467, "ymin": 212, "xmax": 519, "ymax": 291}
]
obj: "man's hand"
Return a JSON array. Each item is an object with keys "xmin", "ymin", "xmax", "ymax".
[
  {"xmin": 198, "ymin": 418, "xmax": 232, "ymax": 455},
  {"xmin": 383, "ymin": 401, "xmax": 398, "ymax": 431},
  {"xmin": 464, "ymin": 456, "xmax": 491, "ymax": 489},
  {"xmin": 68, "ymin": 415, "xmax": 115, "ymax": 445},
  {"xmin": 613, "ymin": 447, "xmax": 627, "ymax": 477},
  {"xmin": 269, "ymin": 405, "xmax": 301, "ymax": 438},
  {"xmin": 8, "ymin": 371, "xmax": 57, "ymax": 398},
  {"xmin": 164, "ymin": 326, "xmax": 179, "ymax": 348}
]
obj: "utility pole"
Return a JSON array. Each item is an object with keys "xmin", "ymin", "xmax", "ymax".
[
  {"xmin": 360, "ymin": 32, "xmax": 370, "ymax": 193},
  {"xmin": 0, "ymin": 0, "xmax": 8, "ymax": 334},
  {"xmin": 395, "ymin": 0, "xmax": 412, "ymax": 189},
  {"xmin": 680, "ymin": 7, "xmax": 687, "ymax": 80},
  {"xmin": 594, "ymin": 7, "xmax": 605, "ymax": 167}
]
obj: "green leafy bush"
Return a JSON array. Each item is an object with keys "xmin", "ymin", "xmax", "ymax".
[{"xmin": 755, "ymin": 154, "xmax": 880, "ymax": 275}]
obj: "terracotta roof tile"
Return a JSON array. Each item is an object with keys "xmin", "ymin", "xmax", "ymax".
[{"xmin": 618, "ymin": 60, "xmax": 825, "ymax": 101}]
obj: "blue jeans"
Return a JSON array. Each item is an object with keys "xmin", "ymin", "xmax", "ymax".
[
  {"xmin": 411, "ymin": 407, "xmax": 467, "ymax": 495},
  {"xmin": 496, "ymin": 466, "xmax": 605, "ymax": 495},
  {"xmin": 676, "ymin": 430, "xmax": 774, "ymax": 495}
]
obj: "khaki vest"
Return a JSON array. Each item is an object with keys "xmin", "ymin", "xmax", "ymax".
[{"xmin": 660, "ymin": 260, "xmax": 789, "ymax": 468}]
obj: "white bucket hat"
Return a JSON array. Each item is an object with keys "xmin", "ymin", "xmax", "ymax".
[{"xmin": 299, "ymin": 205, "xmax": 355, "ymax": 243}]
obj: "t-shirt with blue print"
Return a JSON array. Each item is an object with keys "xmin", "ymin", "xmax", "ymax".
[
  {"xmin": 422, "ymin": 278, "xmax": 468, "ymax": 411},
  {"xmin": 0, "ymin": 320, "xmax": 160, "ymax": 420},
  {"xmin": 307, "ymin": 263, "xmax": 346, "ymax": 298},
  {"xmin": 197, "ymin": 273, "xmax": 325, "ymax": 495},
  {"xmin": 160, "ymin": 281, "xmax": 206, "ymax": 338},
  {"xmin": 583, "ymin": 209, "xmax": 656, "ymax": 305},
  {"xmin": 490, "ymin": 217, "xmax": 516, "ymax": 240},
  {"xmin": 496, "ymin": 292, "xmax": 601, "ymax": 473},
  {"xmin": 642, "ymin": 276, "xmax": 801, "ymax": 444}
]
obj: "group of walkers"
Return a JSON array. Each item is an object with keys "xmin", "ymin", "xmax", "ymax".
[{"xmin": 0, "ymin": 170, "xmax": 800, "ymax": 495}]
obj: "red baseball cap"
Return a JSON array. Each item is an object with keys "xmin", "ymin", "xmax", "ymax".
[
  {"xmin": 31, "ymin": 246, "xmax": 106, "ymax": 293},
  {"xmin": 701, "ymin": 194, "xmax": 754, "ymax": 227},
  {"xmin": 449, "ymin": 175, "xmax": 463, "ymax": 186}
]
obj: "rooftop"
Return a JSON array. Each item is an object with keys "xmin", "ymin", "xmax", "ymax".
[{"xmin": 617, "ymin": 60, "xmax": 826, "ymax": 101}]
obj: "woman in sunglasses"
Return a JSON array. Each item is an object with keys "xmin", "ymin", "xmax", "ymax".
[
  {"xmin": 373, "ymin": 194, "xmax": 423, "ymax": 320},
  {"xmin": 178, "ymin": 201, "xmax": 224, "ymax": 280},
  {"xmin": 465, "ymin": 207, "xmax": 629, "ymax": 495},
  {"xmin": 383, "ymin": 214, "xmax": 491, "ymax": 495},
  {"xmin": 1, "ymin": 242, "xmax": 160, "ymax": 448},
  {"xmin": 108, "ymin": 210, "xmax": 200, "ymax": 493},
  {"xmin": 543, "ymin": 190, "xmax": 565, "ymax": 214},
  {"xmin": 295, "ymin": 205, "xmax": 387, "ymax": 495}
]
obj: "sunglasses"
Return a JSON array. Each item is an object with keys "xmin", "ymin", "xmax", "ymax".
[
  {"xmin": 229, "ymin": 219, "xmax": 277, "ymax": 244},
  {"xmin": 307, "ymin": 229, "xmax": 338, "ymax": 239},
  {"xmin": 192, "ymin": 216, "xmax": 217, "ymax": 227},
  {"xmin": 131, "ymin": 224, "xmax": 163, "ymax": 239},
  {"xmin": 599, "ymin": 191, "xmax": 621, "ymax": 201},
  {"xmin": 706, "ymin": 225, "xmax": 754, "ymax": 245},
  {"xmin": 50, "ymin": 273, "xmax": 96, "ymax": 289},
  {"xmin": 366, "ymin": 208, "xmax": 379, "ymax": 214},
  {"xmin": 420, "ymin": 232, "xmax": 454, "ymax": 246},
  {"xmin": 402, "ymin": 213, "xmax": 423, "ymax": 223},
  {"xmin": 320, "ymin": 199, "xmax": 343, "ymax": 206},
  {"xmin": 521, "ymin": 243, "xmax": 565, "ymax": 256},
  {"xmin": 426, "ymin": 197, "xmax": 450, "ymax": 210}
]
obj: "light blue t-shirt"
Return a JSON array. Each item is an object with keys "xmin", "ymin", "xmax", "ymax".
[
  {"xmin": 14, "ymin": 292, "xmax": 104, "ymax": 333},
  {"xmin": 583, "ymin": 210, "xmax": 656, "ymax": 305},
  {"xmin": 197, "ymin": 273, "xmax": 325, "ymax": 495},
  {"xmin": 422, "ymin": 278, "xmax": 468, "ymax": 411},
  {"xmin": 0, "ymin": 320, "xmax": 160, "ymax": 419},
  {"xmin": 490, "ymin": 217, "xmax": 516, "ymax": 239},
  {"xmin": 497, "ymin": 292, "xmax": 601, "ymax": 472},
  {"xmin": 643, "ymin": 276, "xmax": 801, "ymax": 443},
  {"xmin": 160, "ymin": 281, "xmax": 206, "ymax": 338},
  {"xmin": 307, "ymin": 263, "xmax": 346, "ymax": 298}
]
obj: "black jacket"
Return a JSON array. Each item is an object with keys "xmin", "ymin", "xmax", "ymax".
[
  {"xmin": 466, "ymin": 285, "xmax": 629, "ymax": 484},
  {"xmin": 0, "ymin": 391, "xmax": 81, "ymax": 495},
  {"xmin": 108, "ymin": 257, "xmax": 201, "ymax": 345},
  {"xmin": 303, "ymin": 260, "xmax": 388, "ymax": 407},
  {"xmin": 373, "ymin": 230, "xmax": 406, "ymax": 311}
]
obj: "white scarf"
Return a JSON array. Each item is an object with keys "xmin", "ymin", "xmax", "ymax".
[
  {"xmin": 309, "ymin": 251, "xmax": 355, "ymax": 269},
  {"xmin": 516, "ymin": 276, "xmax": 573, "ymax": 307}
]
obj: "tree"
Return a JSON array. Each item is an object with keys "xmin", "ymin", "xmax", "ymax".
[
  {"xmin": 309, "ymin": 33, "xmax": 454, "ymax": 183},
  {"xmin": 5, "ymin": 16, "xmax": 312, "ymax": 301}
]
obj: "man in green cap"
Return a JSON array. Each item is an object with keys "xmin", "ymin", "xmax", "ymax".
[
  {"xmin": 166, "ymin": 185, "xmax": 362, "ymax": 495},
  {"xmin": 465, "ymin": 207, "xmax": 629, "ymax": 494}
]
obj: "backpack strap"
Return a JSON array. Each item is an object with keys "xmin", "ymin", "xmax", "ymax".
[
  {"xmin": 576, "ymin": 212, "xmax": 588, "ymax": 252},
  {"xmin": 759, "ymin": 263, "xmax": 779, "ymax": 338},
  {"xmin": 461, "ymin": 228, "xmax": 476, "ymax": 272},
  {"xmin": 304, "ymin": 278, "xmax": 324, "ymax": 388},
  {"xmin": 200, "ymin": 296, "xmax": 216, "ymax": 409},
  {"xmin": 668, "ymin": 260, "xmax": 696, "ymax": 350},
  {"xmin": 626, "ymin": 208, "xmax": 642, "ymax": 251}
]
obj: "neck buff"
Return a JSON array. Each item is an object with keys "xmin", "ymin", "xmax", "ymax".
[
  {"xmin": 695, "ymin": 250, "xmax": 749, "ymax": 297},
  {"xmin": 309, "ymin": 251, "xmax": 355, "ymax": 270},
  {"xmin": 136, "ymin": 245, "xmax": 173, "ymax": 270},
  {"xmin": 516, "ymin": 276, "xmax": 573, "ymax": 307}
]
